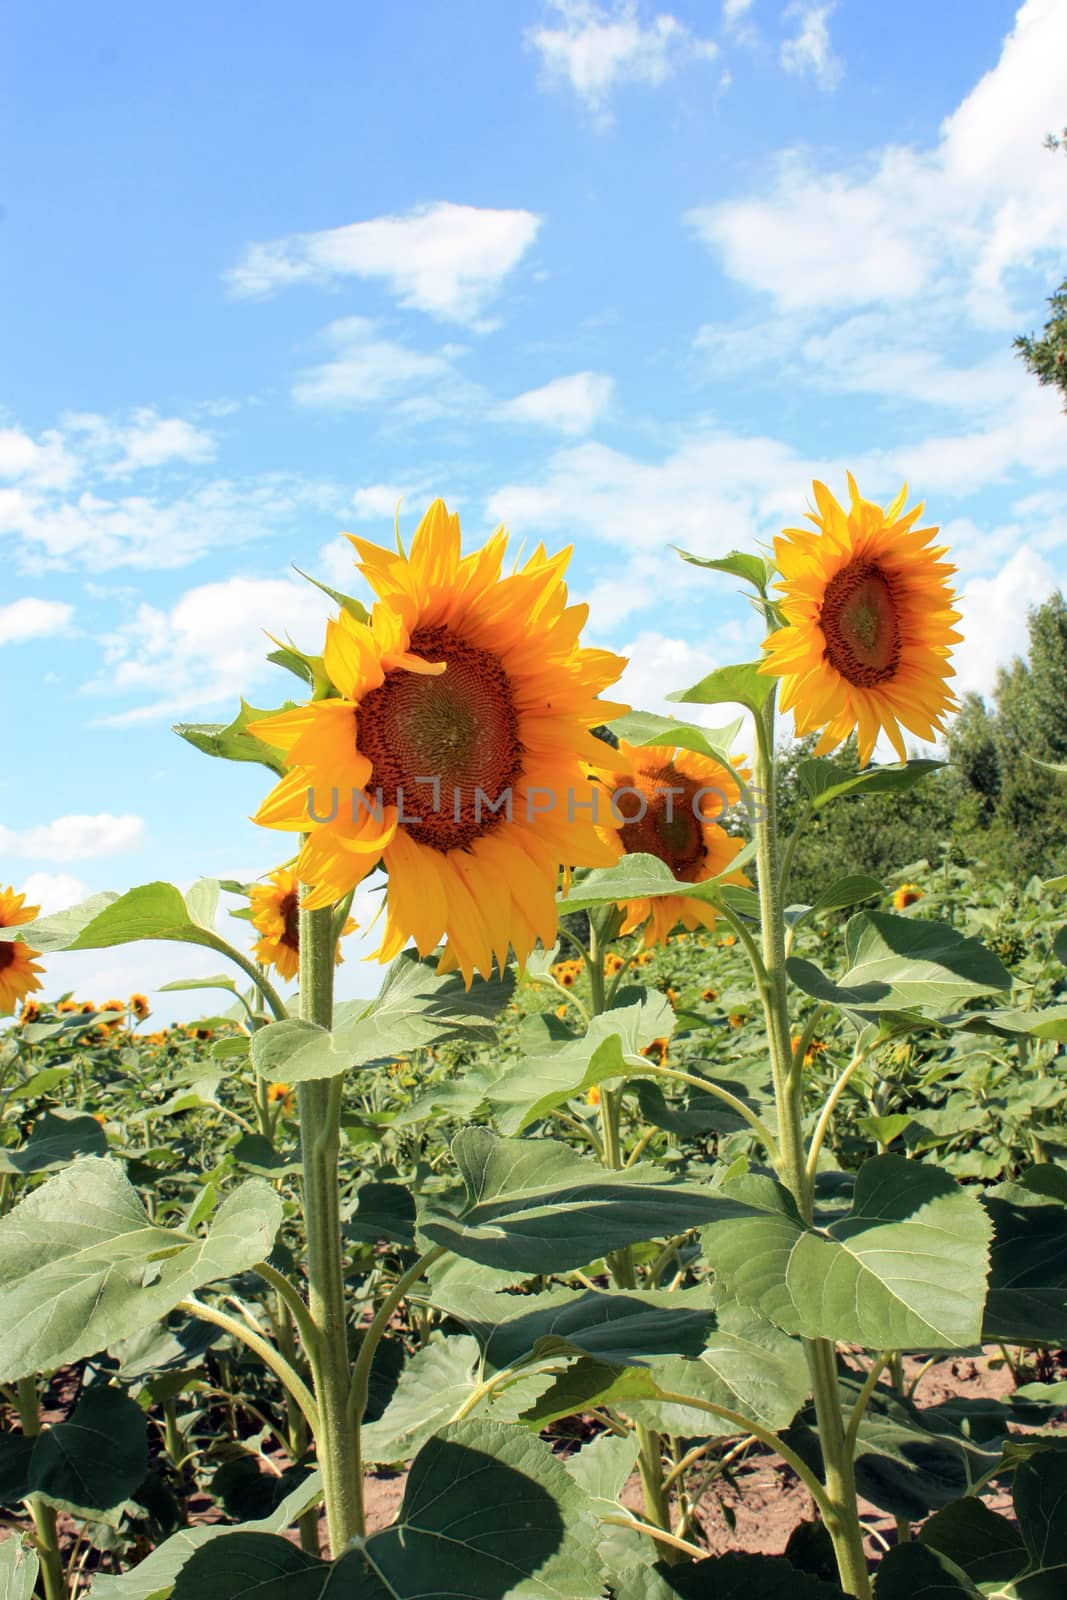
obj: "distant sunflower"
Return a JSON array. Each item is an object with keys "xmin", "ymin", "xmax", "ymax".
[
  {"xmin": 760, "ymin": 475, "xmax": 960, "ymax": 765},
  {"xmin": 252, "ymin": 500, "xmax": 626, "ymax": 984},
  {"xmin": 602, "ymin": 741, "xmax": 750, "ymax": 948},
  {"xmin": 0, "ymin": 887, "xmax": 44, "ymax": 1016},
  {"xmin": 19, "ymin": 998, "xmax": 41, "ymax": 1025},
  {"xmin": 893, "ymin": 884, "xmax": 923, "ymax": 910},
  {"xmin": 249, "ymin": 867, "xmax": 355, "ymax": 982},
  {"xmin": 129, "ymin": 993, "xmax": 151, "ymax": 1022}
]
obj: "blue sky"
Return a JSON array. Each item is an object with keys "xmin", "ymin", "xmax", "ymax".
[{"xmin": 3, "ymin": 0, "xmax": 1066, "ymax": 1013}]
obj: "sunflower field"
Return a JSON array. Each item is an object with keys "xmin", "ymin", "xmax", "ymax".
[{"xmin": 5, "ymin": 484, "xmax": 1067, "ymax": 1600}]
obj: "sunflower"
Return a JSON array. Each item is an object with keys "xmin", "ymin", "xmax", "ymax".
[
  {"xmin": 760, "ymin": 475, "xmax": 960, "ymax": 765},
  {"xmin": 602, "ymin": 741, "xmax": 750, "ymax": 948},
  {"xmin": 0, "ymin": 888, "xmax": 44, "ymax": 1017},
  {"xmin": 251, "ymin": 500, "xmax": 627, "ymax": 984},
  {"xmin": 249, "ymin": 867, "xmax": 356, "ymax": 982},
  {"xmin": 129, "ymin": 993, "xmax": 151, "ymax": 1022},
  {"xmin": 19, "ymin": 998, "xmax": 41, "ymax": 1024},
  {"xmin": 893, "ymin": 883, "xmax": 923, "ymax": 910}
]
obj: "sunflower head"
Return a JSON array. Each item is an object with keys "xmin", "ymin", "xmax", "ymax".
[
  {"xmin": 129, "ymin": 993, "xmax": 151, "ymax": 1021},
  {"xmin": 267, "ymin": 1081, "xmax": 292, "ymax": 1104},
  {"xmin": 603, "ymin": 741, "xmax": 750, "ymax": 948},
  {"xmin": 893, "ymin": 884, "xmax": 923, "ymax": 910},
  {"xmin": 19, "ymin": 998, "xmax": 41, "ymax": 1024},
  {"xmin": 586, "ymin": 1084, "xmax": 602, "ymax": 1107},
  {"xmin": 0, "ymin": 887, "xmax": 45, "ymax": 1018},
  {"xmin": 251, "ymin": 500, "xmax": 626, "ymax": 984},
  {"xmin": 641, "ymin": 1036, "xmax": 670, "ymax": 1066},
  {"xmin": 761, "ymin": 475, "xmax": 960, "ymax": 766}
]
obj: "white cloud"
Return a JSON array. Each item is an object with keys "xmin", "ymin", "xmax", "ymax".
[
  {"xmin": 3, "ymin": 472, "xmax": 341, "ymax": 573},
  {"xmin": 18, "ymin": 872, "xmax": 90, "ymax": 917},
  {"xmin": 497, "ymin": 371, "xmax": 613, "ymax": 435},
  {"xmin": 88, "ymin": 575, "xmax": 335, "ymax": 724},
  {"xmin": 722, "ymin": 0, "xmax": 754, "ymax": 25},
  {"xmin": 0, "ymin": 597, "xmax": 73, "ymax": 645},
  {"xmin": 5, "ymin": 814, "xmax": 145, "ymax": 863},
  {"xmin": 488, "ymin": 430, "xmax": 805, "ymax": 560},
  {"xmin": 527, "ymin": 0, "xmax": 717, "ymax": 123},
  {"xmin": 688, "ymin": 0, "xmax": 1067, "ymax": 324},
  {"xmin": 954, "ymin": 546, "xmax": 1059, "ymax": 699},
  {"xmin": 226, "ymin": 202, "xmax": 541, "ymax": 326},
  {"xmin": 780, "ymin": 3, "xmax": 842, "ymax": 91},
  {"xmin": 350, "ymin": 483, "xmax": 420, "ymax": 521},
  {"xmin": 291, "ymin": 318, "xmax": 455, "ymax": 409},
  {"xmin": 62, "ymin": 408, "xmax": 217, "ymax": 475},
  {"xmin": 0, "ymin": 425, "xmax": 77, "ymax": 491}
]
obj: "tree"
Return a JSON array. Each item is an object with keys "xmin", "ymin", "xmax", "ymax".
[{"xmin": 1014, "ymin": 129, "xmax": 1067, "ymax": 411}]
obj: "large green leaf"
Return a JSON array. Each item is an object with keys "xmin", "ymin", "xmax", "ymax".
[
  {"xmin": 914, "ymin": 1451, "xmax": 1067, "ymax": 1599},
  {"xmin": 983, "ymin": 1165, "xmax": 1067, "ymax": 1342},
  {"xmin": 874, "ymin": 1544, "xmax": 982, "ymax": 1598},
  {"xmin": 250, "ymin": 951, "xmax": 512, "ymax": 1084},
  {"xmin": 666, "ymin": 661, "xmax": 774, "ymax": 715},
  {"xmin": 787, "ymin": 910, "xmax": 1011, "ymax": 1018},
  {"xmin": 360, "ymin": 1335, "xmax": 552, "ymax": 1464},
  {"xmin": 701, "ymin": 1156, "xmax": 991, "ymax": 1349},
  {"xmin": 172, "ymin": 699, "xmax": 297, "ymax": 776},
  {"xmin": 608, "ymin": 710, "xmax": 744, "ymax": 768},
  {"xmin": 431, "ymin": 1285, "xmax": 716, "ymax": 1372},
  {"xmin": 3, "ymin": 1387, "xmax": 148, "ymax": 1525},
  {"xmin": 798, "ymin": 757, "xmax": 944, "ymax": 809},
  {"xmin": 619, "ymin": 1300, "xmax": 810, "ymax": 1436},
  {"xmin": 0, "ymin": 1536, "xmax": 39, "ymax": 1600},
  {"xmin": 558, "ymin": 847, "xmax": 754, "ymax": 914},
  {"xmin": 489, "ymin": 991, "xmax": 675, "ymax": 1134},
  {"xmin": 171, "ymin": 1423, "xmax": 602, "ymax": 1600},
  {"xmin": 23, "ymin": 881, "xmax": 228, "ymax": 957},
  {"xmin": 613, "ymin": 1552, "xmax": 843, "ymax": 1599},
  {"xmin": 420, "ymin": 1129, "xmax": 736, "ymax": 1274},
  {"xmin": 88, "ymin": 1471, "xmax": 323, "ymax": 1600},
  {"xmin": 0, "ymin": 1158, "xmax": 281, "ymax": 1381},
  {"xmin": 788, "ymin": 1377, "xmax": 998, "ymax": 1522},
  {"xmin": 0, "ymin": 1110, "xmax": 107, "ymax": 1175}
]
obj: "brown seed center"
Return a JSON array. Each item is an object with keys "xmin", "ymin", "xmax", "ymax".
[
  {"xmin": 0, "ymin": 943, "xmax": 15, "ymax": 974},
  {"xmin": 357, "ymin": 624, "xmax": 523, "ymax": 852},
  {"xmin": 614, "ymin": 766, "xmax": 708, "ymax": 883},
  {"xmin": 820, "ymin": 560, "xmax": 901, "ymax": 687},
  {"xmin": 280, "ymin": 891, "xmax": 300, "ymax": 954}
]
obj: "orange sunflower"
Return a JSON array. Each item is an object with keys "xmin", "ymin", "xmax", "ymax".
[
  {"xmin": 251, "ymin": 500, "xmax": 627, "ymax": 983},
  {"xmin": 0, "ymin": 888, "xmax": 44, "ymax": 1016},
  {"xmin": 602, "ymin": 741, "xmax": 750, "ymax": 948},
  {"xmin": 249, "ymin": 867, "xmax": 356, "ymax": 982},
  {"xmin": 760, "ymin": 474, "xmax": 960, "ymax": 765}
]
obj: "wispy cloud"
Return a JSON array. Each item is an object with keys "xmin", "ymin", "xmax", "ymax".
[
  {"xmin": 87, "ymin": 574, "xmax": 334, "ymax": 724},
  {"xmin": 527, "ymin": 0, "xmax": 717, "ymax": 125},
  {"xmin": 291, "ymin": 318, "xmax": 458, "ymax": 409},
  {"xmin": 0, "ymin": 597, "xmax": 73, "ymax": 645},
  {"xmin": 61, "ymin": 408, "xmax": 217, "ymax": 475},
  {"xmin": 225, "ymin": 202, "xmax": 542, "ymax": 326},
  {"xmin": 688, "ymin": 0, "xmax": 1067, "ymax": 324},
  {"xmin": 497, "ymin": 371, "xmax": 614, "ymax": 435},
  {"xmin": 0, "ymin": 813, "xmax": 144, "ymax": 862},
  {"xmin": 780, "ymin": 3, "xmax": 842, "ymax": 91}
]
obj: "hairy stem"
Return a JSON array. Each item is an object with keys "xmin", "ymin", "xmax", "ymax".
[
  {"xmin": 298, "ymin": 902, "xmax": 362, "ymax": 1552},
  {"xmin": 753, "ymin": 693, "xmax": 872, "ymax": 1600},
  {"xmin": 16, "ymin": 1377, "xmax": 66, "ymax": 1600}
]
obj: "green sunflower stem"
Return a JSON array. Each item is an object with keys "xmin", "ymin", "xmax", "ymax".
[
  {"xmin": 16, "ymin": 1377, "xmax": 66, "ymax": 1600},
  {"xmin": 753, "ymin": 691, "xmax": 872, "ymax": 1600},
  {"xmin": 591, "ymin": 923, "xmax": 677, "ymax": 1559},
  {"xmin": 298, "ymin": 901, "xmax": 363, "ymax": 1554}
]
